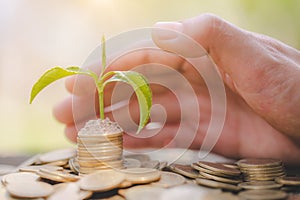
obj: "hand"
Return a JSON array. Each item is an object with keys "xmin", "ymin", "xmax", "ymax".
[{"xmin": 53, "ymin": 14, "xmax": 300, "ymax": 165}]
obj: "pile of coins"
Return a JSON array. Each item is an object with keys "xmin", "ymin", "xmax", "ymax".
[
  {"xmin": 237, "ymin": 158, "xmax": 286, "ymax": 182},
  {"xmin": 1, "ymin": 148, "xmax": 300, "ymax": 199},
  {"xmin": 77, "ymin": 119, "xmax": 124, "ymax": 174},
  {"xmin": 190, "ymin": 161, "xmax": 242, "ymax": 192}
]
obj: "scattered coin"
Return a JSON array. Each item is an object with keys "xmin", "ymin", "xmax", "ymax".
[
  {"xmin": 168, "ymin": 163, "xmax": 199, "ymax": 179},
  {"xmin": 6, "ymin": 181, "xmax": 53, "ymax": 198},
  {"xmin": 121, "ymin": 168, "xmax": 161, "ymax": 184},
  {"xmin": 196, "ymin": 178, "xmax": 241, "ymax": 192},
  {"xmin": 141, "ymin": 160, "xmax": 160, "ymax": 169},
  {"xmin": 199, "ymin": 171, "xmax": 242, "ymax": 184},
  {"xmin": 79, "ymin": 170, "xmax": 125, "ymax": 192},
  {"xmin": 45, "ymin": 159, "xmax": 69, "ymax": 167},
  {"xmin": 38, "ymin": 169, "xmax": 80, "ymax": 182},
  {"xmin": 123, "ymin": 158, "xmax": 141, "ymax": 169},
  {"xmin": 2, "ymin": 172, "xmax": 40, "ymax": 185},
  {"xmin": 48, "ymin": 182, "xmax": 80, "ymax": 200},
  {"xmin": 39, "ymin": 148, "xmax": 76, "ymax": 163},
  {"xmin": 123, "ymin": 185, "xmax": 166, "ymax": 200},
  {"xmin": 197, "ymin": 161, "xmax": 241, "ymax": 176},
  {"xmin": 275, "ymin": 176, "xmax": 300, "ymax": 186},
  {"xmin": 152, "ymin": 171, "xmax": 185, "ymax": 188},
  {"xmin": 19, "ymin": 165, "xmax": 63, "ymax": 173},
  {"xmin": 238, "ymin": 189, "xmax": 287, "ymax": 200},
  {"xmin": 238, "ymin": 181, "xmax": 283, "ymax": 190}
]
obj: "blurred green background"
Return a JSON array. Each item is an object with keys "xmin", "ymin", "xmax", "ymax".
[{"xmin": 0, "ymin": 0, "xmax": 299, "ymax": 154}]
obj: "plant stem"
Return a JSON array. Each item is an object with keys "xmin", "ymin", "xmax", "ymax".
[{"xmin": 98, "ymin": 83, "xmax": 105, "ymax": 119}]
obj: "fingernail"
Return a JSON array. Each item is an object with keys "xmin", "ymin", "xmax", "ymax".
[{"xmin": 153, "ymin": 22, "xmax": 183, "ymax": 40}]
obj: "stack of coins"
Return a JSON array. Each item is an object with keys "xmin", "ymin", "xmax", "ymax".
[
  {"xmin": 77, "ymin": 119, "xmax": 124, "ymax": 174},
  {"xmin": 237, "ymin": 158, "xmax": 286, "ymax": 182},
  {"xmin": 192, "ymin": 161, "xmax": 242, "ymax": 192}
]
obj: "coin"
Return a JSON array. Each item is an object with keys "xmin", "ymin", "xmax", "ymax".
[
  {"xmin": 123, "ymin": 185, "xmax": 166, "ymax": 200},
  {"xmin": 121, "ymin": 168, "xmax": 161, "ymax": 184},
  {"xmin": 39, "ymin": 148, "xmax": 76, "ymax": 163},
  {"xmin": 197, "ymin": 161, "xmax": 241, "ymax": 176},
  {"xmin": 237, "ymin": 158, "xmax": 282, "ymax": 168},
  {"xmin": 199, "ymin": 171, "xmax": 242, "ymax": 184},
  {"xmin": 19, "ymin": 165, "xmax": 63, "ymax": 173},
  {"xmin": 275, "ymin": 176, "xmax": 300, "ymax": 186},
  {"xmin": 2, "ymin": 172, "xmax": 40, "ymax": 185},
  {"xmin": 79, "ymin": 170, "xmax": 125, "ymax": 192},
  {"xmin": 141, "ymin": 160, "xmax": 160, "ymax": 169},
  {"xmin": 45, "ymin": 159, "xmax": 69, "ymax": 167},
  {"xmin": 196, "ymin": 178, "xmax": 241, "ymax": 192},
  {"xmin": 191, "ymin": 163, "xmax": 239, "ymax": 178},
  {"xmin": 238, "ymin": 189, "xmax": 287, "ymax": 200},
  {"xmin": 6, "ymin": 181, "xmax": 53, "ymax": 198},
  {"xmin": 168, "ymin": 163, "xmax": 199, "ymax": 179},
  {"xmin": 123, "ymin": 158, "xmax": 142, "ymax": 169},
  {"xmin": 39, "ymin": 169, "xmax": 80, "ymax": 182},
  {"xmin": 238, "ymin": 181, "xmax": 282, "ymax": 190},
  {"xmin": 151, "ymin": 171, "xmax": 186, "ymax": 188},
  {"xmin": 48, "ymin": 182, "xmax": 80, "ymax": 200}
]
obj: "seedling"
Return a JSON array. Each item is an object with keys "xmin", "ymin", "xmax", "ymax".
[{"xmin": 30, "ymin": 37, "xmax": 152, "ymax": 133}]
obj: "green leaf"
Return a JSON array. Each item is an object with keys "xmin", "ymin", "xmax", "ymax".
[
  {"xmin": 30, "ymin": 66, "xmax": 96, "ymax": 103},
  {"xmin": 103, "ymin": 71, "xmax": 152, "ymax": 133}
]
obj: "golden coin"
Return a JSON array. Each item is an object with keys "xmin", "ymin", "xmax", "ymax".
[
  {"xmin": 45, "ymin": 159, "xmax": 69, "ymax": 167},
  {"xmin": 168, "ymin": 163, "xmax": 199, "ymax": 179},
  {"xmin": 79, "ymin": 170, "xmax": 125, "ymax": 192},
  {"xmin": 238, "ymin": 189, "xmax": 287, "ymax": 200},
  {"xmin": 121, "ymin": 168, "xmax": 161, "ymax": 184},
  {"xmin": 37, "ymin": 171, "xmax": 68, "ymax": 183},
  {"xmin": 39, "ymin": 169, "xmax": 80, "ymax": 182},
  {"xmin": 39, "ymin": 148, "xmax": 76, "ymax": 163},
  {"xmin": 199, "ymin": 171, "xmax": 242, "ymax": 184},
  {"xmin": 151, "ymin": 172, "xmax": 186, "ymax": 188},
  {"xmin": 237, "ymin": 158, "xmax": 282, "ymax": 168},
  {"xmin": 275, "ymin": 176, "xmax": 300, "ymax": 186},
  {"xmin": 48, "ymin": 182, "xmax": 79, "ymax": 200},
  {"xmin": 238, "ymin": 181, "xmax": 282, "ymax": 190},
  {"xmin": 141, "ymin": 160, "xmax": 160, "ymax": 169},
  {"xmin": 191, "ymin": 163, "xmax": 239, "ymax": 178},
  {"xmin": 6, "ymin": 181, "xmax": 53, "ymax": 198},
  {"xmin": 19, "ymin": 165, "xmax": 63, "ymax": 173},
  {"xmin": 197, "ymin": 161, "xmax": 241, "ymax": 176},
  {"xmin": 2, "ymin": 172, "xmax": 40, "ymax": 185},
  {"xmin": 195, "ymin": 178, "xmax": 241, "ymax": 192},
  {"xmin": 124, "ymin": 185, "xmax": 166, "ymax": 200},
  {"xmin": 123, "ymin": 158, "xmax": 142, "ymax": 169}
]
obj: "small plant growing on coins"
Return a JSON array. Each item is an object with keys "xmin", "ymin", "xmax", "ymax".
[{"xmin": 30, "ymin": 37, "xmax": 152, "ymax": 134}]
